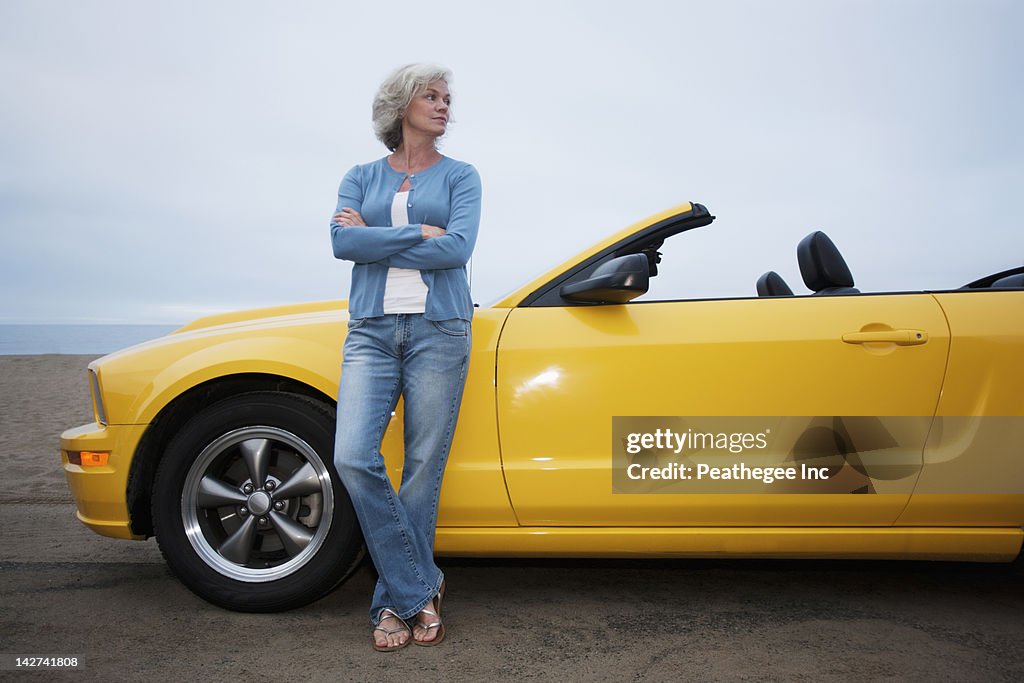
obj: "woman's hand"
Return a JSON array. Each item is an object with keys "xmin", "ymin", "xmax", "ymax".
[
  {"xmin": 422, "ymin": 224, "xmax": 446, "ymax": 239},
  {"xmin": 334, "ymin": 208, "xmax": 366, "ymax": 227}
]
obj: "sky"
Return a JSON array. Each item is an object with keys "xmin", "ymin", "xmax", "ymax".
[{"xmin": 1, "ymin": 0, "xmax": 1021, "ymax": 323}]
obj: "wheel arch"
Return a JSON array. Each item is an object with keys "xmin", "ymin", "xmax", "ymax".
[{"xmin": 127, "ymin": 373, "xmax": 336, "ymax": 538}]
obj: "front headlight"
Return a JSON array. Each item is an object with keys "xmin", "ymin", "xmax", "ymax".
[{"xmin": 88, "ymin": 366, "xmax": 107, "ymax": 426}]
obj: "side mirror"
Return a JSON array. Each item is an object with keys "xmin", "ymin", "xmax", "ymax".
[{"xmin": 560, "ymin": 254, "xmax": 650, "ymax": 303}]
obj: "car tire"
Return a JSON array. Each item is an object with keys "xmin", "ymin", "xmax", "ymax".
[{"xmin": 152, "ymin": 391, "xmax": 363, "ymax": 612}]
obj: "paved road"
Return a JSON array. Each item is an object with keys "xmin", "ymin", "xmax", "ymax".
[{"xmin": 2, "ymin": 501, "xmax": 1023, "ymax": 682}]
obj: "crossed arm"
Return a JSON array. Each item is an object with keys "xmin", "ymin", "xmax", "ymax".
[{"xmin": 330, "ymin": 165, "xmax": 481, "ymax": 269}]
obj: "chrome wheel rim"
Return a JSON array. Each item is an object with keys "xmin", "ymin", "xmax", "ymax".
[{"xmin": 181, "ymin": 426, "xmax": 335, "ymax": 582}]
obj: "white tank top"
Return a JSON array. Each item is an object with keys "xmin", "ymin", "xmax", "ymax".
[{"xmin": 383, "ymin": 190, "xmax": 428, "ymax": 313}]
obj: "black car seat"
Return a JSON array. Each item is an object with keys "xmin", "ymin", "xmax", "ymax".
[
  {"xmin": 756, "ymin": 271, "xmax": 794, "ymax": 297},
  {"xmin": 797, "ymin": 231, "xmax": 860, "ymax": 295}
]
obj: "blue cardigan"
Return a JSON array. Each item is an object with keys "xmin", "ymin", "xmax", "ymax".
[{"xmin": 330, "ymin": 155, "xmax": 481, "ymax": 321}]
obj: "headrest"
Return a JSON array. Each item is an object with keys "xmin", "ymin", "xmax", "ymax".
[
  {"xmin": 991, "ymin": 273, "xmax": 1024, "ymax": 288},
  {"xmin": 756, "ymin": 271, "xmax": 794, "ymax": 297},
  {"xmin": 797, "ymin": 231, "xmax": 855, "ymax": 292}
]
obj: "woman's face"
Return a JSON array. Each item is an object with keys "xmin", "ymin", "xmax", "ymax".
[{"xmin": 403, "ymin": 79, "xmax": 450, "ymax": 140}]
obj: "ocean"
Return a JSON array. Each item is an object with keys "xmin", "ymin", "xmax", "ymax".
[{"xmin": 0, "ymin": 324, "xmax": 181, "ymax": 355}]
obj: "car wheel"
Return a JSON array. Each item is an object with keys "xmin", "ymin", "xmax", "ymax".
[{"xmin": 152, "ymin": 391, "xmax": 363, "ymax": 612}]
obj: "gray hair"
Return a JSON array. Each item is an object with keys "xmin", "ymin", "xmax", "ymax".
[{"xmin": 372, "ymin": 63, "xmax": 453, "ymax": 151}]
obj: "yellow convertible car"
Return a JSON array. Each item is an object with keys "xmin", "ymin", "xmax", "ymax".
[{"xmin": 60, "ymin": 202, "xmax": 1024, "ymax": 611}]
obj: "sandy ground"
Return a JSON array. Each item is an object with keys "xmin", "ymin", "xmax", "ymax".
[
  {"xmin": 1, "ymin": 354, "xmax": 1023, "ymax": 681},
  {"xmin": 0, "ymin": 355, "xmax": 93, "ymax": 503}
]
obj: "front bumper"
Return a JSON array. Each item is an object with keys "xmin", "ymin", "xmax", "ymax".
[{"xmin": 60, "ymin": 422, "xmax": 149, "ymax": 540}]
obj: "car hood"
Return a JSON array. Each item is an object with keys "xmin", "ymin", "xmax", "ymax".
[
  {"xmin": 90, "ymin": 300, "xmax": 349, "ymax": 369},
  {"xmin": 172, "ymin": 299, "xmax": 349, "ymax": 334}
]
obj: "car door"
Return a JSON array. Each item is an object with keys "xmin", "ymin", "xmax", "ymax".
[
  {"xmin": 897, "ymin": 289, "xmax": 1024, "ymax": 527},
  {"xmin": 496, "ymin": 244, "xmax": 950, "ymax": 528}
]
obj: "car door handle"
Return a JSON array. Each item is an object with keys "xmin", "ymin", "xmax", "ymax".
[{"xmin": 842, "ymin": 329, "xmax": 928, "ymax": 345}]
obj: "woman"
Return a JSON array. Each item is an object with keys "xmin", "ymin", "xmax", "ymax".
[{"xmin": 329, "ymin": 64, "xmax": 480, "ymax": 652}]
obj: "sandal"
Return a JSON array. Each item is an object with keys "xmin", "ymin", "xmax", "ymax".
[
  {"xmin": 372, "ymin": 609, "xmax": 411, "ymax": 652},
  {"xmin": 413, "ymin": 581, "xmax": 446, "ymax": 647}
]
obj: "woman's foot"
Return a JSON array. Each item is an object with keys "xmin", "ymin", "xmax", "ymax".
[
  {"xmin": 412, "ymin": 582, "xmax": 446, "ymax": 646},
  {"xmin": 372, "ymin": 609, "xmax": 411, "ymax": 652}
]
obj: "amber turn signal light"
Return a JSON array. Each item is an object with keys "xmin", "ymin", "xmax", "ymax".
[{"xmin": 68, "ymin": 451, "xmax": 110, "ymax": 467}]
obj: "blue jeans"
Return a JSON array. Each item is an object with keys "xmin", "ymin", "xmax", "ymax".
[{"xmin": 333, "ymin": 313, "xmax": 471, "ymax": 623}]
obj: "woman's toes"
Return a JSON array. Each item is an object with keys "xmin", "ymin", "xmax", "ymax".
[{"xmin": 413, "ymin": 620, "xmax": 435, "ymax": 642}]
